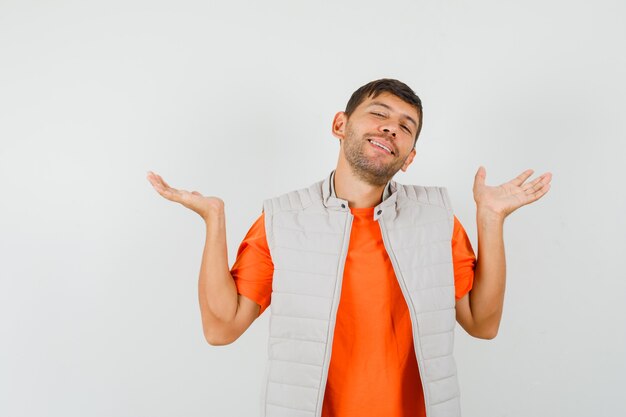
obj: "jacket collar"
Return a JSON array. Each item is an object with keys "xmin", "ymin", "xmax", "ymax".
[{"xmin": 321, "ymin": 170, "xmax": 400, "ymax": 216}]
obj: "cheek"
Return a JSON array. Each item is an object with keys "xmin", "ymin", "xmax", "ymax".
[{"xmin": 354, "ymin": 119, "xmax": 377, "ymax": 133}]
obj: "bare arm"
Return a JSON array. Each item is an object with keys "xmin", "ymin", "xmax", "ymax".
[
  {"xmin": 456, "ymin": 167, "xmax": 552, "ymax": 339},
  {"xmin": 147, "ymin": 171, "xmax": 260, "ymax": 346},
  {"xmin": 455, "ymin": 211, "xmax": 505, "ymax": 339},
  {"xmin": 198, "ymin": 209, "xmax": 260, "ymax": 345}
]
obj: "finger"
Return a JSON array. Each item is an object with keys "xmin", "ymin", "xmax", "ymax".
[
  {"xmin": 510, "ymin": 169, "xmax": 534, "ymax": 187},
  {"xmin": 474, "ymin": 166, "xmax": 486, "ymax": 187},
  {"xmin": 521, "ymin": 175, "xmax": 544, "ymax": 192},
  {"xmin": 522, "ymin": 176, "xmax": 552, "ymax": 201},
  {"xmin": 522, "ymin": 172, "xmax": 553, "ymax": 193},
  {"xmin": 527, "ymin": 182, "xmax": 551, "ymax": 203},
  {"xmin": 146, "ymin": 171, "xmax": 158, "ymax": 184},
  {"xmin": 155, "ymin": 184, "xmax": 179, "ymax": 201},
  {"xmin": 147, "ymin": 174, "xmax": 167, "ymax": 191},
  {"xmin": 155, "ymin": 173, "xmax": 172, "ymax": 189},
  {"xmin": 147, "ymin": 175, "xmax": 166, "ymax": 191},
  {"xmin": 541, "ymin": 172, "xmax": 553, "ymax": 184},
  {"xmin": 150, "ymin": 178, "xmax": 184, "ymax": 202}
]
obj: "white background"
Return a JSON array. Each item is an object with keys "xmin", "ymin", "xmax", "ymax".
[{"xmin": 1, "ymin": 0, "xmax": 625, "ymax": 416}]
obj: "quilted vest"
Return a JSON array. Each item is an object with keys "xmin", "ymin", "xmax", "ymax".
[{"xmin": 260, "ymin": 170, "xmax": 460, "ymax": 417}]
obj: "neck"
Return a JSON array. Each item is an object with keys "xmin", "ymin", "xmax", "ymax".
[{"xmin": 333, "ymin": 158, "xmax": 387, "ymax": 208}]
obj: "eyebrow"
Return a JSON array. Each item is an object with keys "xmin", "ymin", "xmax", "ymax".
[{"xmin": 367, "ymin": 102, "xmax": 418, "ymax": 129}]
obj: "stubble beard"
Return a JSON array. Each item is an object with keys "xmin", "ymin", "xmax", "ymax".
[{"xmin": 341, "ymin": 126, "xmax": 408, "ymax": 187}]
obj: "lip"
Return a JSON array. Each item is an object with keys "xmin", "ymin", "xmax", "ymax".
[{"xmin": 367, "ymin": 136, "xmax": 395, "ymax": 156}]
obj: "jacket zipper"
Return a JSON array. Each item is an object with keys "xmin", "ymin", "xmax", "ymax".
[
  {"xmin": 315, "ymin": 211, "xmax": 354, "ymax": 417},
  {"xmin": 378, "ymin": 215, "xmax": 430, "ymax": 416}
]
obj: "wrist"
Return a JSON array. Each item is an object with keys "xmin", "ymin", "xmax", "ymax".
[
  {"xmin": 476, "ymin": 207, "xmax": 506, "ymax": 224},
  {"xmin": 203, "ymin": 205, "xmax": 225, "ymax": 225}
]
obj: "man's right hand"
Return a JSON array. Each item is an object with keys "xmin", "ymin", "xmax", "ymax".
[
  {"xmin": 147, "ymin": 170, "xmax": 259, "ymax": 342},
  {"xmin": 146, "ymin": 171, "xmax": 224, "ymax": 221}
]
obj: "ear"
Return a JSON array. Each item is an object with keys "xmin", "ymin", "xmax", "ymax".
[
  {"xmin": 331, "ymin": 111, "xmax": 347, "ymax": 140},
  {"xmin": 400, "ymin": 148, "xmax": 416, "ymax": 172}
]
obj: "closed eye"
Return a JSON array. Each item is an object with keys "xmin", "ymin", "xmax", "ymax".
[{"xmin": 371, "ymin": 112, "xmax": 411, "ymax": 134}]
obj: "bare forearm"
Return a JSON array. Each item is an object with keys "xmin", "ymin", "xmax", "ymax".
[
  {"xmin": 469, "ymin": 209, "xmax": 506, "ymax": 335},
  {"xmin": 198, "ymin": 209, "xmax": 239, "ymax": 326},
  {"xmin": 462, "ymin": 166, "xmax": 551, "ymax": 338}
]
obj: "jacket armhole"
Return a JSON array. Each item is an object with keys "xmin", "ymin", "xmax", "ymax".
[
  {"xmin": 437, "ymin": 187, "xmax": 455, "ymax": 239},
  {"xmin": 262, "ymin": 199, "xmax": 275, "ymax": 254}
]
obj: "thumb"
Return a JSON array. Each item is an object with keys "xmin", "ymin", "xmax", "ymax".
[{"xmin": 474, "ymin": 166, "xmax": 486, "ymax": 187}]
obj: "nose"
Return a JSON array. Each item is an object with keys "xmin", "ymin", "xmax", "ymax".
[{"xmin": 382, "ymin": 128, "xmax": 396, "ymax": 138}]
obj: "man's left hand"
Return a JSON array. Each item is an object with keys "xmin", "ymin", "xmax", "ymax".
[{"xmin": 472, "ymin": 166, "xmax": 552, "ymax": 219}]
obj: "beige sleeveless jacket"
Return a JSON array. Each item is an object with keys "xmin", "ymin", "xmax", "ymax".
[{"xmin": 260, "ymin": 171, "xmax": 460, "ymax": 417}]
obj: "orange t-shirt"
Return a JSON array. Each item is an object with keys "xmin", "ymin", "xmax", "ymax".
[{"xmin": 230, "ymin": 208, "xmax": 476, "ymax": 417}]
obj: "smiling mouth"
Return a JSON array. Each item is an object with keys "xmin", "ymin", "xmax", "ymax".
[{"xmin": 367, "ymin": 139, "xmax": 395, "ymax": 155}]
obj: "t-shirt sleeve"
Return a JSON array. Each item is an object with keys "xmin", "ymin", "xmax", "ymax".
[
  {"xmin": 230, "ymin": 213, "xmax": 274, "ymax": 317},
  {"xmin": 452, "ymin": 215, "xmax": 476, "ymax": 301}
]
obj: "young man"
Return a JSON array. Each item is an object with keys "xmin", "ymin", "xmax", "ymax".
[{"xmin": 147, "ymin": 79, "xmax": 552, "ymax": 417}]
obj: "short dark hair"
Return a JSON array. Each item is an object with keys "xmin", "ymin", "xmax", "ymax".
[{"xmin": 344, "ymin": 78, "xmax": 423, "ymax": 146}]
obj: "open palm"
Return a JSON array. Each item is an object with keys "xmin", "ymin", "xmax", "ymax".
[
  {"xmin": 473, "ymin": 166, "xmax": 552, "ymax": 218},
  {"xmin": 146, "ymin": 171, "xmax": 224, "ymax": 220}
]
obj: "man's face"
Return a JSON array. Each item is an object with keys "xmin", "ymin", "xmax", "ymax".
[{"xmin": 333, "ymin": 92, "xmax": 419, "ymax": 186}]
